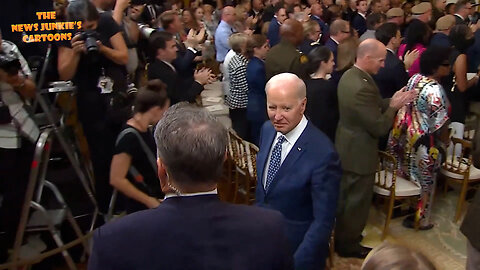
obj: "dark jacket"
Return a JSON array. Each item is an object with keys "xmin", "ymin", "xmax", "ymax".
[
  {"xmin": 89, "ymin": 195, "xmax": 294, "ymax": 270},
  {"xmin": 246, "ymin": 57, "xmax": 268, "ymax": 123},
  {"xmin": 352, "ymin": 13, "xmax": 367, "ymax": 36},
  {"xmin": 267, "ymin": 17, "xmax": 281, "ymax": 47},
  {"xmin": 430, "ymin": 32, "xmax": 452, "ymax": 48},
  {"xmin": 148, "ymin": 59, "xmax": 203, "ymax": 105},
  {"xmin": 256, "ymin": 121, "xmax": 341, "ymax": 270},
  {"xmin": 373, "ymin": 49, "xmax": 409, "ymax": 98}
]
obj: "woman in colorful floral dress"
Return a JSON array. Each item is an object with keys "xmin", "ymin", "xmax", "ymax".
[{"xmin": 387, "ymin": 46, "xmax": 452, "ymax": 230}]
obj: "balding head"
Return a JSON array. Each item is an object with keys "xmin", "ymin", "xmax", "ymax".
[
  {"xmin": 222, "ymin": 6, "xmax": 236, "ymax": 24},
  {"xmin": 280, "ymin": 19, "xmax": 304, "ymax": 46},
  {"xmin": 265, "ymin": 73, "xmax": 307, "ymax": 134},
  {"xmin": 356, "ymin": 39, "xmax": 387, "ymax": 74}
]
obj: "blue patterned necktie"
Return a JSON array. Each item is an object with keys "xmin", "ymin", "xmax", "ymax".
[{"xmin": 265, "ymin": 135, "xmax": 287, "ymax": 192}]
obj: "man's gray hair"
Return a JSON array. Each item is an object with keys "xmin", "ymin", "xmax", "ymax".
[{"xmin": 154, "ymin": 102, "xmax": 228, "ymax": 185}]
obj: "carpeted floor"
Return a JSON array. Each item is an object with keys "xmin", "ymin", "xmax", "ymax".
[{"xmin": 332, "ymin": 190, "xmax": 469, "ymax": 270}]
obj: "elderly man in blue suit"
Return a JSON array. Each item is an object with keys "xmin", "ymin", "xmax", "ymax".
[{"xmin": 255, "ymin": 73, "xmax": 342, "ymax": 270}]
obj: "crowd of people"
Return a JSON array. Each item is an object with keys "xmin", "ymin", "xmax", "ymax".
[{"xmin": 1, "ymin": 0, "xmax": 480, "ymax": 268}]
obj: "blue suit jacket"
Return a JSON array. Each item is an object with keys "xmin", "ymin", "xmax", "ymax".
[
  {"xmin": 246, "ymin": 57, "xmax": 268, "ymax": 123},
  {"xmin": 325, "ymin": 38, "xmax": 338, "ymax": 63},
  {"xmin": 430, "ymin": 32, "xmax": 451, "ymax": 49},
  {"xmin": 89, "ymin": 195, "xmax": 294, "ymax": 270},
  {"xmin": 255, "ymin": 121, "xmax": 341, "ymax": 270},
  {"xmin": 268, "ymin": 17, "xmax": 281, "ymax": 47}
]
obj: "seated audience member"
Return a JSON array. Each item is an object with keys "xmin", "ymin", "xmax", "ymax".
[
  {"xmin": 226, "ymin": 31, "xmax": 250, "ymax": 139},
  {"xmin": 352, "ymin": 0, "xmax": 368, "ymax": 36},
  {"xmin": 89, "ymin": 103, "xmax": 294, "ymax": 270},
  {"xmin": 246, "ymin": 34, "xmax": 270, "ymax": 145},
  {"xmin": 110, "ymin": 80, "xmax": 169, "ymax": 214},
  {"xmin": 299, "ymin": 20, "xmax": 322, "ymax": 55},
  {"xmin": 386, "ymin": 7, "xmax": 405, "ymax": 26},
  {"xmin": 361, "ymin": 243, "xmax": 436, "ymax": 270},
  {"xmin": 430, "ymin": 15, "xmax": 455, "ymax": 48},
  {"xmin": 398, "ymin": 19, "xmax": 430, "ymax": 77},
  {"xmin": 222, "ymin": 33, "xmax": 249, "ymax": 98},
  {"xmin": 388, "ymin": 46, "xmax": 452, "ymax": 230},
  {"xmin": 305, "ymin": 46, "xmax": 338, "ymax": 142},
  {"xmin": 359, "ymin": 13, "xmax": 386, "ymax": 42},
  {"xmin": 373, "ymin": 22, "xmax": 415, "ymax": 98},
  {"xmin": 265, "ymin": 19, "xmax": 308, "ymax": 80},
  {"xmin": 256, "ymin": 73, "xmax": 341, "ymax": 269},
  {"xmin": 148, "ymin": 31, "xmax": 214, "ymax": 105},
  {"xmin": 268, "ymin": 4, "xmax": 288, "ymax": 47}
]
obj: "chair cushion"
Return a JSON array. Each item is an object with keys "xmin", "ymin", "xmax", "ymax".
[
  {"xmin": 440, "ymin": 156, "xmax": 480, "ymax": 180},
  {"xmin": 374, "ymin": 170, "xmax": 421, "ymax": 197}
]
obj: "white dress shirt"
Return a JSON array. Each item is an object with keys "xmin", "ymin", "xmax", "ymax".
[
  {"xmin": 164, "ymin": 188, "xmax": 218, "ymax": 200},
  {"xmin": 263, "ymin": 115, "xmax": 308, "ymax": 188}
]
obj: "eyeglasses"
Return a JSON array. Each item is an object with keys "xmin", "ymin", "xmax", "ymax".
[{"xmin": 341, "ymin": 30, "xmax": 351, "ymax": 34}]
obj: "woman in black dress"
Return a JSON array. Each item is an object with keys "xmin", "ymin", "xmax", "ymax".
[
  {"xmin": 110, "ymin": 80, "xmax": 170, "ymax": 213},
  {"xmin": 305, "ymin": 46, "xmax": 338, "ymax": 142}
]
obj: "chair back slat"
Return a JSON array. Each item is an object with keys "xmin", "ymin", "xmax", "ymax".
[{"xmin": 375, "ymin": 151, "xmax": 398, "ymax": 192}]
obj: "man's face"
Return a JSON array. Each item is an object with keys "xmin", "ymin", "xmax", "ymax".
[
  {"xmin": 159, "ymin": 39, "xmax": 178, "ymax": 62},
  {"xmin": 372, "ymin": 2, "xmax": 383, "ymax": 13},
  {"xmin": 381, "ymin": 0, "xmax": 390, "ymax": 12},
  {"xmin": 266, "ymin": 83, "xmax": 306, "ymax": 134},
  {"xmin": 171, "ymin": 15, "xmax": 183, "ymax": 33},
  {"xmin": 277, "ymin": 8, "xmax": 288, "ymax": 23},
  {"xmin": 338, "ymin": 24, "xmax": 351, "ymax": 42},
  {"xmin": 223, "ymin": 7, "xmax": 236, "ymax": 24},
  {"xmin": 366, "ymin": 47, "xmax": 386, "ymax": 74},
  {"xmin": 311, "ymin": 3, "xmax": 323, "ymax": 16},
  {"xmin": 253, "ymin": 0, "xmax": 264, "ymax": 11},
  {"xmin": 357, "ymin": 1, "xmax": 368, "ymax": 13}
]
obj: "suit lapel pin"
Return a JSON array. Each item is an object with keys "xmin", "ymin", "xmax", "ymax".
[{"xmin": 297, "ymin": 147, "xmax": 302, "ymax": 151}]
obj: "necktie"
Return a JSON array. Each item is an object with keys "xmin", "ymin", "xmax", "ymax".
[{"xmin": 265, "ymin": 135, "xmax": 286, "ymax": 192}]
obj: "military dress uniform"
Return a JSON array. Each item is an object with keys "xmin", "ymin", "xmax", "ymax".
[{"xmin": 265, "ymin": 39, "xmax": 308, "ymax": 81}]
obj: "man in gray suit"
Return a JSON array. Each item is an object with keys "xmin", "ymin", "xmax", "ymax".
[{"xmin": 334, "ymin": 39, "xmax": 415, "ymax": 258}]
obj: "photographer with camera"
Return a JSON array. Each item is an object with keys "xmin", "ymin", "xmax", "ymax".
[
  {"xmin": 0, "ymin": 53, "xmax": 39, "ymax": 263},
  {"xmin": 58, "ymin": 0, "xmax": 128, "ymax": 213}
]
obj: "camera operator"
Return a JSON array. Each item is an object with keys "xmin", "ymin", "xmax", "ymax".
[
  {"xmin": 57, "ymin": 0, "xmax": 128, "ymax": 213},
  {"xmin": 0, "ymin": 53, "xmax": 39, "ymax": 263}
]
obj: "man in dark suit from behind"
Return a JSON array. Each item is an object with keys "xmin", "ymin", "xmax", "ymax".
[
  {"xmin": 373, "ymin": 22, "xmax": 409, "ymax": 98},
  {"xmin": 430, "ymin": 15, "xmax": 455, "ymax": 48},
  {"xmin": 88, "ymin": 103, "xmax": 294, "ymax": 270},
  {"xmin": 335, "ymin": 39, "xmax": 415, "ymax": 259},
  {"xmin": 148, "ymin": 31, "xmax": 214, "ymax": 105},
  {"xmin": 255, "ymin": 73, "xmax": 342, "ymax": 269}
]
